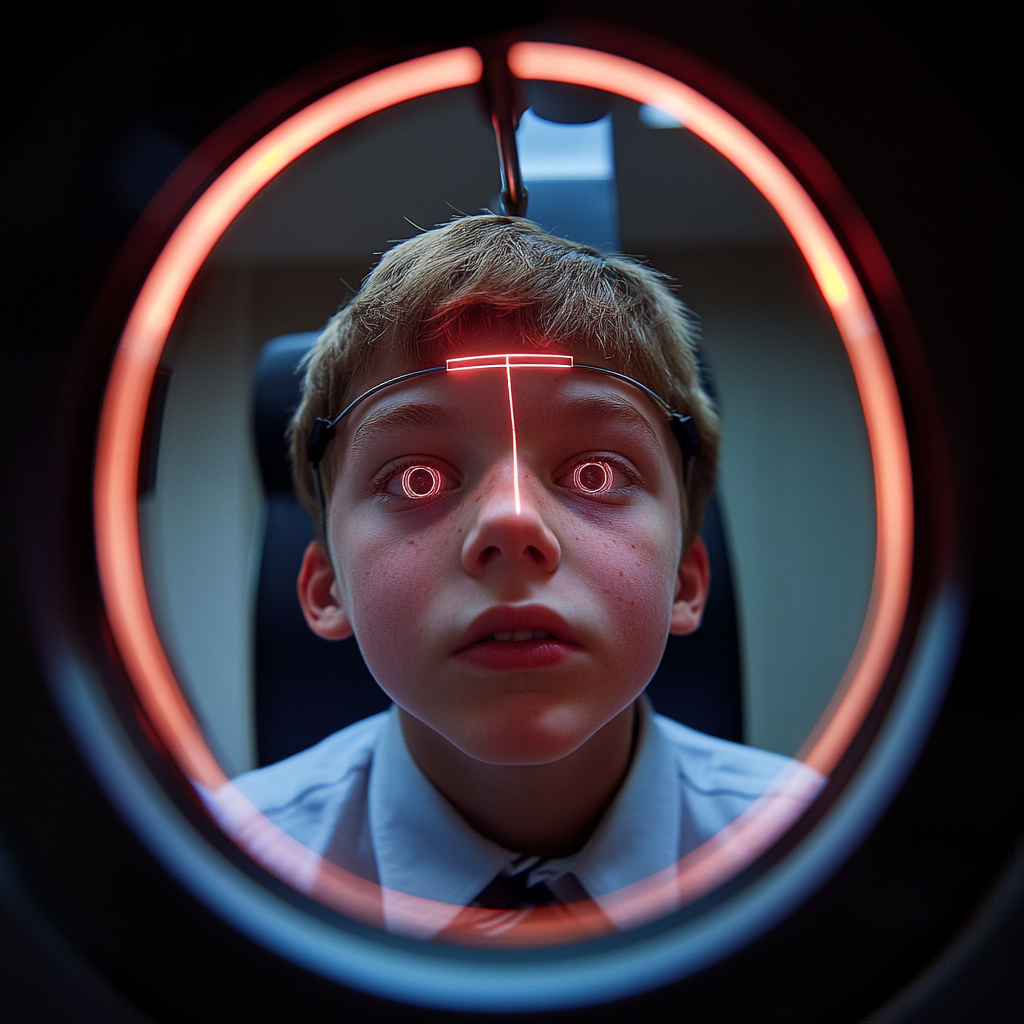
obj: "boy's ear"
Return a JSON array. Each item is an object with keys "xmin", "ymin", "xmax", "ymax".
[
  {"xmin": 296, "ymin": 540, "xmax": 354, "ymax": 640},
  {"xmin": 670, "ymin": 536, "xmax": 711, "ymax": 636}
]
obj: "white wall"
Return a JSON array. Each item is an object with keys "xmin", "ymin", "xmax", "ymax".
[
  {"xmin": 701, "ymin": 256, "xmax": 873, "ymax": 755},
  {"xmin": 138, "ymin": 269, "xmax": 265, "ymax": 776}
]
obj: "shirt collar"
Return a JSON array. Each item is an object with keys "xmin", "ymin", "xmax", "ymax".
[
  {"xmin": 561, "ymin": 697, "xmax": 682, "ymax": 900},
  {"xmin": 368, "ymin": 700, "xmax": 683, "ymax": 935},
  {"xmin": 368, "ymin": 707, "xmax": 511, "ymax": 933}
]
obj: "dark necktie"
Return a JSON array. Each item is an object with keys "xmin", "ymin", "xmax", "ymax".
[
  {"xmin": 438, "ymin": 868, "xmax": 610, "ymax": 942},
  {"xmin": 470, "ymin": 868, "xmax": 591, "ymax": 910}
]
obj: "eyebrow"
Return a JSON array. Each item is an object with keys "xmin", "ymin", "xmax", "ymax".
[
  {"xmin": 535, "ymin": 393, "xmax": 664, "ymax": 449},
  {"xmin": 346, "ymin": 402, "xmax": 467, "ymax": 459},
  {"xmin": 345, "ymin": 390, "xmax": 665, "ymax": 464}
]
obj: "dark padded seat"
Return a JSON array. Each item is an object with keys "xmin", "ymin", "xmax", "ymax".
[{"xmin": 252, "ymin": 333, "xmax": 744, "ymax": 767}]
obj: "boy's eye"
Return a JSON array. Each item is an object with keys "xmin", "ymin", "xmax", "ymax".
[
  {"xmin": 379, "ymin": 461, "xmax": 458, "ymax": 501},
  {"xmin": 572, "ymin": 460, "xmax": 614, "ymax": 494},
  {"xmin": 560, "ymin": 458, "xmax": 635, "ymax": 496},
  {"xmin": 400, "ymin": 465, "xmax": 443, "ymax": 499}
]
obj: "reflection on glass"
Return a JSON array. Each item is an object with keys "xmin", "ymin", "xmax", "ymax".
[{"xmin": 135, "ymin": 82, "xmax": 874, "ymax": 942}]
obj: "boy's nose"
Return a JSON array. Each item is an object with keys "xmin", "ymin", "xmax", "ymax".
[{"xmin": 461, "ymin": 463, "xmax": 561, "ymax": 578}]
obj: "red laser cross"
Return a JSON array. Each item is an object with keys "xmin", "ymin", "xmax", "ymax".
[{"xmin": 445, "ymin": 354, "xmax": 575, "ymax": 513}]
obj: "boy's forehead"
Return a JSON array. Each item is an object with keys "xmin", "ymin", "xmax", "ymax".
[
  {"xmin": 338, "ymin": 358, "xmax": 677, "ymax": 468},
  {"xmin": 353, "ymin": 331, "xmax": 575, "ymax": 387},
  {"xmin": 347, "ymin": 374, "xmax": 665, "ymax": 440},
  {"xmin": 347, "ymin": 329, "xmax": 648, "ymax": 405},
  {"xmin": 341, "ymin": 326, "xmax": 673, "ymax": 433}
]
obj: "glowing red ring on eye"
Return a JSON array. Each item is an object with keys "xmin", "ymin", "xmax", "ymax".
[
  {"xmin": 401, "ymin": 465, "xmax": 443, "ymax": 498},
  {"xmin": 573, "ymin": 461, "xmax": 614, "ymax": 494}
]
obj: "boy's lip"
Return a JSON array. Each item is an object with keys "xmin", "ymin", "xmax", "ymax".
[{"xmin": 453, "ymin": 605, "xmax": 582, "ymax": 653}]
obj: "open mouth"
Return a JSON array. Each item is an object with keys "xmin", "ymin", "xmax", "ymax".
[
  {"xmin": 453, "ymin": 607, "xmax": 581, "ymax": 670},
  {"xmin": 485, "ymin": 630, "xmax": 554, "ymax": 642},
  {"xmin": 455, "ymin": 610, "xmax": 578, "ymax": 670}
]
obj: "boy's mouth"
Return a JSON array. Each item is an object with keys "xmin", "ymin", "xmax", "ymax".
[
  {"xmin": 455, "ymin": 606, "xmax": 578, "ymax": 650},
  {"xmin": 485, "ymin": 629, "xmax": 553, "ymax": 642},
  {"xmin": 454, "ymin": 607, "xmax": 580, "ymax": 670}
]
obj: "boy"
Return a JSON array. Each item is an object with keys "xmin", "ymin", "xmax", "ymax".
[{"xmin": 232, "ymin": 216, "xmax": 820, "ymax": 935}]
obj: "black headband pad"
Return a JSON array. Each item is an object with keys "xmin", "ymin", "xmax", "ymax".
[{"xmin": 307, "ymin": 417, "xmax": 337, "ymax": 467}]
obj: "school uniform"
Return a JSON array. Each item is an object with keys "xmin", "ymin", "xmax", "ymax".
[{"xmin": 223, "ymin": 699, "xmax": 823, "ymax": 937}]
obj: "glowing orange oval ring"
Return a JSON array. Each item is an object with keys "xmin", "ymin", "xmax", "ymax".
[{"xmin": 93, "ymin": 43, "xmax": 913, "ymax": 943}]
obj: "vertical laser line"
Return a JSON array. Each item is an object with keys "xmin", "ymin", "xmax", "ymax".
[{"xmin": 505, "ymin": 357, "xmax": 521, "ymax": 514}]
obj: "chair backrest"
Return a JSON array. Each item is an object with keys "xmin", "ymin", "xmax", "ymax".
[{"xmin": 252, "ymin": 333, "xmax": 744, "ymax": 766}]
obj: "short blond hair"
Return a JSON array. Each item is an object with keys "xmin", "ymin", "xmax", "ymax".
[{"xmin": 290, "ymin": 215, "xmax": 720, "ymax": 548}]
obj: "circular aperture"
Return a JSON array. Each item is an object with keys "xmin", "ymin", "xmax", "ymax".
[{"xmin": 91, "ymin": 40, "xmax": 916, "ymax": 1008}]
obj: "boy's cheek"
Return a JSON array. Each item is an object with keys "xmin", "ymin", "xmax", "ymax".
[
  {"xmin": 336, "ymin": 521, "xmax": 465, "ymax": 675},
  {"xmin": 333, "ymin": 511, "xmax": 677, "ymax": 666},
  {"xmin": 579, "ymin": 529, "xmax": 679, "ymax": 615},
  {"xmin": 350, "ymin": 548, "xmax": 439, "ymax": 636}
]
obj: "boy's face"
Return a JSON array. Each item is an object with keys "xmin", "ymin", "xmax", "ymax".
[{"xmin": 299, "ymin": 329, "xmax": 709, "ymax": 766}]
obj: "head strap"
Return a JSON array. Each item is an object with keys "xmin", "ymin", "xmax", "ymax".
[{"xmin": 307, "ymin": 358, "xmax": 700, "ymax": 540}]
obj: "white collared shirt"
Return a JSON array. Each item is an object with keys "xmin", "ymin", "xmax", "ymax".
[{"xmin": 230, "ymin": 700, "xmax": 823, "ymax": 936}]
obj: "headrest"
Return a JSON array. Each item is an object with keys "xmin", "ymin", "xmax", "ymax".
[{"xmin": 252, "ymin": 332, "xmax": 317, "ymax": 494}]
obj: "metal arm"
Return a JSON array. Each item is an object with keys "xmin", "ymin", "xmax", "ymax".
[{"xmin": 480, "ymin": 45, "xmax": 528, "ymax": 217}]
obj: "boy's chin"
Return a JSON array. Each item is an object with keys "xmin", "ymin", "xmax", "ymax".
[
  {"xmin": 457, "ymin": 735, "xmax": 586, "ymax": 767},
  {"xmin": 448, "ymin": 700, "xmax": 619, "ymax": 766}
]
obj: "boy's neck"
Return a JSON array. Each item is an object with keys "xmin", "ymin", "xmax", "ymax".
[{"xmin": 398, "ymin": 704, "xmax": 639, "ymax": 859}]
